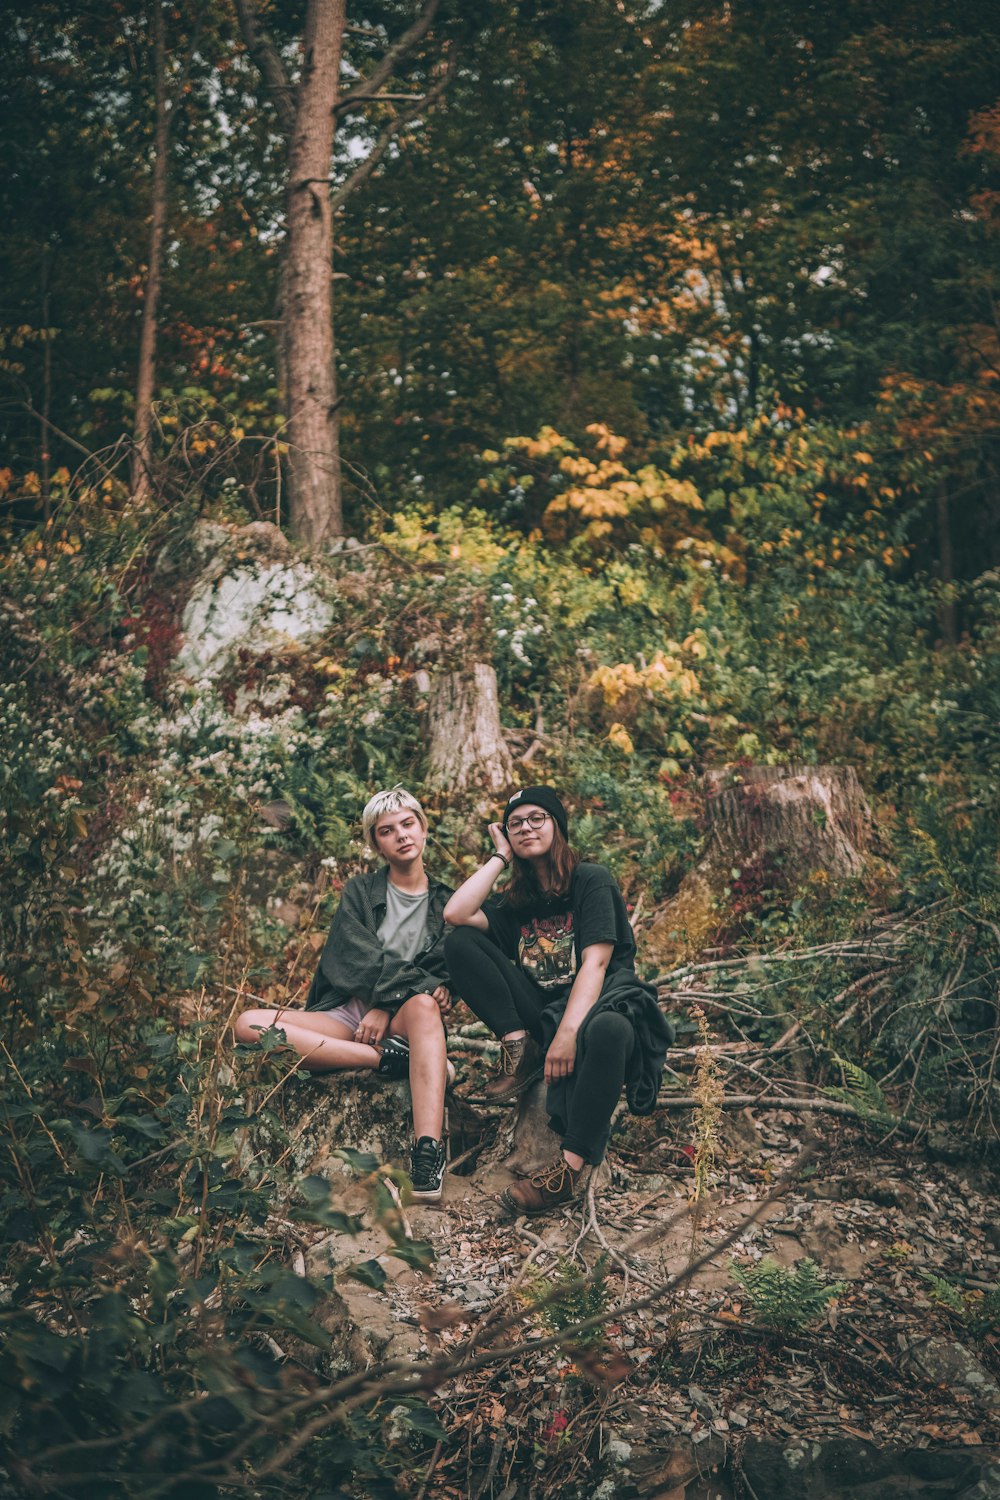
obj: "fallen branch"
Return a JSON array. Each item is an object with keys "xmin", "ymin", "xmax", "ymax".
[
  {"xmin": 449, "ymin": 1036, "xmax": 499, "ymax": 1055},
  {"xmin": 654, "ymin": 940, "xmax": 904, "ymax": 988},
  {"xmin": 656, "ymin": 1091, "xmax": 920, "ymax": 1133}
]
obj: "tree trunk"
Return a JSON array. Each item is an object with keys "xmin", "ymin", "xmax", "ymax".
[
  {"xmin": 645, "ymin": 764, "xmax": 874, "ymax": 967},
  {"xmin": 132, "ymin": 0, "xmax": 169, "ymax": 504},
  {"xmin": 235, "ymin": 0, "xmax": 447, "ymax": 546},
  {"xmin": 426, "ymin": 663, "xmax": 514, "ymax": 795},
  {"xmin": 281, "ymin": 0, "xmax": 345, "ymax": 544},
  {"xmin": 39, "ymin": 244, "xmax": 52, "ymax": 522},
  {"xmin": 937, "ymin": 488, "xmax": 958, "ymax": 646}
]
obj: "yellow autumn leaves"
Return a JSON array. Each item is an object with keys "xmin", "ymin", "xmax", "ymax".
[
  {"xmin": 499, "ymin": 423, "xmax": 706, "ymax": 548},
  {"xmin": 589, "ymin": 635, "xmax": 707, "ymax": 758}
]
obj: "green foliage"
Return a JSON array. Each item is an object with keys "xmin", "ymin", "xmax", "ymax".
[
  {"xmin": 825, "ymin": 1058, "xmax": 897, "ymax": 1125},
  {"xmin": 922, "ymin": 1274, "xmax": 1000, "ymax": 1342},
  {"xmin": 523, "ymin": 1256, "xmax": 610, "ymax": 1349},
  {"xmin": 0, "ymin": 1011, "xmax": 441, "ymax": 1497},
  {"xmin": 731, "ymin": 1257, "xmax": 847, "ymax": 1333}
]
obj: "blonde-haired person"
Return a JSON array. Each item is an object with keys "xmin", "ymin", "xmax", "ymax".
[{"xmin": 234, "ymin": 787, "xmax": 454, "ymax": 1201}]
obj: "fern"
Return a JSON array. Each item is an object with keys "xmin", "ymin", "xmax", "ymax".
[
  {"xmin": 523, "ymin": 1255, "xmax": 609, "ymax": 1347},
  {"xmin": 921, "ymin": 1272, "xmax": 1000, "ymax": 1339},
  {"xmin": 826, "ymin": 1056, "xmax": 896, "ymax": 1123},
  {"xmin": 969, "ymin": 1287, "xmax": 1000, "ymax": 1340},
  {"xmin": 731, "ymin": 1256, "xmax": 847, "ymax": 1332},
  {"xmin": 281, "ymin": 765, "xmax": 366, "ymax": 855},
  {"xmin": 922, "ymin": 1272, "xmax": 966, "ymax": 1316}
]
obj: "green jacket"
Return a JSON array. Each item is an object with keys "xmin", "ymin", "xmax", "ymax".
[{"xmin": 305, "ymin": 866, "xmax": 453, "ymax": 1018}]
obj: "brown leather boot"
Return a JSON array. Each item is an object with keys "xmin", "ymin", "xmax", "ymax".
[
  {"xmin": 503, "ymin": 1155, "xmax": 584, "ymax": 1215},
  {"xmin": 483, "ymin": 1035, "xmax": 542, "ymax": 1101}
]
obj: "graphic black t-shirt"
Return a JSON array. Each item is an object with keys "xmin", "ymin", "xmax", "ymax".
[{"xmin": 483, "ymin": 863, "xmax": 636, "ymax": 996}]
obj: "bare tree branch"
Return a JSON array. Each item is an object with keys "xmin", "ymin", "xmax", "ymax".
[
  {"xmin": 328, "ymin": 58, "xmax": 454, "ymax": 212},
  {"xmin": 335, "ymin": 0, "xmax": 441, "ymax": 114},
  {"xmin": 234, "ymin": 0, "xmax": 296, "ymax": 137}
]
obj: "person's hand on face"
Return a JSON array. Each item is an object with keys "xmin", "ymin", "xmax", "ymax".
[
  {"xmin": 488, "ymin": 821, "xmax": 514, "ymax": 863},
  {"xmin": 355, "ymin": 1008, "xmax": 390, "ymax": 1046}
]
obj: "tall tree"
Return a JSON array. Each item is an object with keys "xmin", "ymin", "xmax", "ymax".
[
  {"xmin": 234, "ymin": 0, "xmax": 451, "ymax": 543},
  {"xmin": 132, "ymin": 0, "xmax": 170, "ymax": 502}
]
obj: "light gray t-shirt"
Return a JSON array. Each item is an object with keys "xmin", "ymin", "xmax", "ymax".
[{"xmin": 377, "ymin": 880, "xmax": 430, "ymax": 963}]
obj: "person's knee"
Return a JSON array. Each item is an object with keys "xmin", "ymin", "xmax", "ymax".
[
  {"xmin": 398, "ymin": 992, "xmax": 442, "ymax": 1028},
  {"xmin": 444, "ymin": 925, "xmax": 484, "ymax": 963},
  {"xmin": 586, "ymin": 1011, "xmax": 634, "ymax": 1059},
  {"xmin": 234, "ymin": 1008, "xmax": 275, "ymax": 1043}
]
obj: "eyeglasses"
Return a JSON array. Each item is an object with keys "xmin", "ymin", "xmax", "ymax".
[{"xmin": 507, "ymin": 811, "xmax": 551, "ymax": 834}]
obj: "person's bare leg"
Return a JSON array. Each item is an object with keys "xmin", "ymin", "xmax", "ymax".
[
  {"xmin": 390, "ymin": 993, "xmax": 447, "ymax": 1140},
  {"xmin": 233, "ymin": 1007, "xmax": 380, "ymax": 1072}
]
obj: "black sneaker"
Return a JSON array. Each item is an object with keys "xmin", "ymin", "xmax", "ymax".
[
  {"xmin": 410, "ymin": 1136, "xmax": 446, "ymax": 1202},
  {"xmin": 377, "ymin": 1035, "xmax": 410, "ymax": 1080}
]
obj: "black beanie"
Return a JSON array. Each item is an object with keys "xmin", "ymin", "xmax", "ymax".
[{"xmin": 502, "ymin": 786, "xmax": 569, "ymax": 838}]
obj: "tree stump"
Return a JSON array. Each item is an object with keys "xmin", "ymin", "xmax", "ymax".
[
  {"xmin": 426, "ymin": 662, "xmax": 513, "ymax": 796},
  {"xmin": 702, "ymin": 764, "xmax": 872, "ymax": 882},
  {"xmin": 261, "ymin": 1070, "xmax": 491, "ymax": 1189},
  {"xmin": 506, "ymin": 1081, "xmax": 563, "ymax": 1176},
  {"xmin": 646, "ymin": 763, "xmax": 874, "ymax": 967},
  {"xmin": 274, "ymin": 1071, "xmax": 415, "ymax": 1180}
]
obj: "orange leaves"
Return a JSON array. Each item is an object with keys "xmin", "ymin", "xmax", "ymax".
[
  {"xmin": 557, "ymin": 454, "xmax": 597, "ymax": 480},
  {"xmin": 963, "ymin": 101, "xmax": 1000, "ymax": 159},
  {"xmin": 969, "ymin": 188, "xmax": 1000, "ymax": 233},
  {"xmin": 504, "ymin": 424, "xmax": 567, "ymax": 461},
  {"xmin": 549, "ymin": 460, "xmax": 703, "ymax": 537},
  {"xmin": 498, "ymin": 422, "xmax": 711, "ymax": 552},
  {"xmin": 585, "ymin": 421, "xmax": 628, "ymax": 459}
]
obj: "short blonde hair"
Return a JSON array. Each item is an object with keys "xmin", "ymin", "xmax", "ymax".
[{"xmin": 361, "ymin": 785, "xmax": 428, "ymax": 854}]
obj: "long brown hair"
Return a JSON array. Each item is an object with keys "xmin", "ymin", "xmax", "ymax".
[{"xmin": 506, "ymin": 824, "xmax": 580, "ymax": 909}]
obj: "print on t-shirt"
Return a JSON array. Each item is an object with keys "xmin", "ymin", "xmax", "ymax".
[{"xmin": 518, "ymin": 913, "xmax": 576, "ymax": 991}]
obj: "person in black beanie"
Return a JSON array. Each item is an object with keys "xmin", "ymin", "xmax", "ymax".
[{"xmin": 444, "ymin": 786, "xmax": 673, "ymax": 1215}]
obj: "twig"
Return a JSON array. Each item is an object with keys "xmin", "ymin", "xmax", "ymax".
[
  {"xmin": 447, "ymin": 1139, "xmax": 488, "ymax": 1174},
  {"xmin": 1, "ymin": 1041, "xmax": 73, "ymax": 1171},
  {"xmin": 415, "ymin": 1439, "xmax": 443, "ymax": 1500},
  {"xmin": 381, "ymin": 1175, "xmax": 413, "ymax": 1240},
  {"xmin": 252, "ymin": 1038, "xmax": 327, "ymax": 1114},
  {"xmin": 654, "ymin": 937, "xmax": 906, "ymax": 986},
  {"xmin": 472, "ymin": 1431, "xmax": 504, "ymax": 1500}
]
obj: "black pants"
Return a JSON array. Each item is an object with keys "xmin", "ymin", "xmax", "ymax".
[{"xmin": 445, "ymin": 925, "xmax": 634, "ymax": 1165}]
